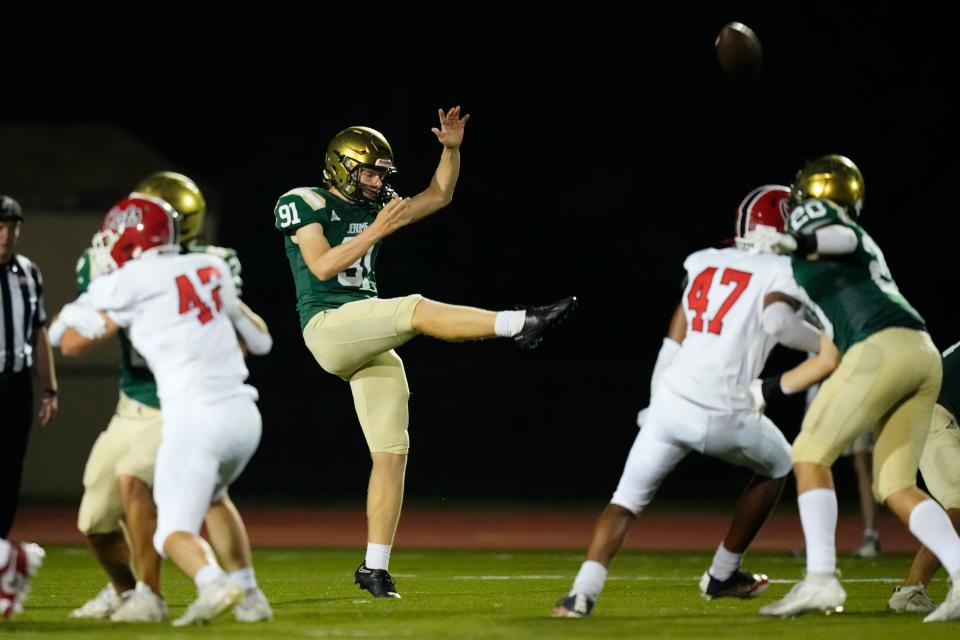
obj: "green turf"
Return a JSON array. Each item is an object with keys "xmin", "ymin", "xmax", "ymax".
[{"xmin": 3, "ymin": 547, "xmax": 957, "ymax": 638}]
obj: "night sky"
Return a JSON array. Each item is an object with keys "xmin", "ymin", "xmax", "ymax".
[{"xmin": 3, "ymin": 5, "xmax": 954, "ymax": 504}]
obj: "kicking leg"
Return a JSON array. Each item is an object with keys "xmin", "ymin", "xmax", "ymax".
[{"xmin": 412, "ymin": 297, "xmax": 576, "ymax": 348}]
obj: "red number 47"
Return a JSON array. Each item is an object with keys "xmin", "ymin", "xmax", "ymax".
[
  {"xmin": 176, "ymin": 267, "xmax": 223, "ymax": 324},
  {"xmin": 686, "ymin": 267, "xmax": 752, "ymax": 335}
]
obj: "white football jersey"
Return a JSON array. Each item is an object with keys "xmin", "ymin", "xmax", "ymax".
[
  {"xmin": 86, "ymin": 251, "xmax": 254, "ymax": 408},
  {"xmin": 661, "ymin": 247, "xmax": 805, "ymax": 411}
]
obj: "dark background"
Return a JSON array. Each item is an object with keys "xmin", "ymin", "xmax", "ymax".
[{"xmin": 3, "ymin": 5, "xmax": 954, "ymax": 507}]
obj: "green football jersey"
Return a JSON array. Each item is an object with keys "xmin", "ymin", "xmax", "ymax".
[
  {"xmin": 786, "ymin": 198, "xmax": 925, "ymax": 353},
  {"xmin": 939, "ymin": 341, "xmax": 960, "ymax": 421},
  {"xmin": 274, "ymin": 186, "xmax": 382, "ymax": 329},
  {"xmin": 76, "ymin": 243, "xmax": 243, "ymax": 408}
]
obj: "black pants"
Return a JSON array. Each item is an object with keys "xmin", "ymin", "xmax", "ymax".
[{"xmin": 0, "ymin": 372, "xmax": 33, "ymax": 537}]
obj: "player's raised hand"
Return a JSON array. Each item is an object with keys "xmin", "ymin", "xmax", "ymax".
[{"xmin": 431, "ymin": 106, "xmax": 469, "ymax": 149}]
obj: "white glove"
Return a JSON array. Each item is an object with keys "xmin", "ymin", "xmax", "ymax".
[
  {"xmin": 741, "ymin": 226, "xmax": 798, "ymax": 254},
  {"xmin": 636, "ymin": 406, "xmax": 650, "ymax": 430},
  {"xmin": 748, "ymin": 379, "xmax": 766, "ymax": 414}
]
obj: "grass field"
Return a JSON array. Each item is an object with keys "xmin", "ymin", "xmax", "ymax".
[{"xmin": 4, "ymin": 546, "xmax": 957, "ymax": 638}]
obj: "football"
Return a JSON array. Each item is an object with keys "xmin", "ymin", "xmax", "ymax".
[{"xmin": 715, "ymin": 22, "xmax": 762, "ymax": 78}]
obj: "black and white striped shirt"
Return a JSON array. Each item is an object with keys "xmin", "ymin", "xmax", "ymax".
[{"xmin": 0, "ymin": 255, "xmax": 47, "ymax": 374}]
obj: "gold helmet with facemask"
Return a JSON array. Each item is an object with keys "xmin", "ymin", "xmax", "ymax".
[
  {"xmin": 790, "ymin": 154, "xmax": 865, "ymax": 220},
  {"xmin": 133, "ymin": 171, "xmax": 207, "ymax": 243},
  {"xmin": 323, "ymin": 126, "xmax": 396, "ymax": 205}
]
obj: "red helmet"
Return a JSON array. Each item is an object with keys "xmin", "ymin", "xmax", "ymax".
[
  {"xmin": 735, "ymin": 184, "xmax": 790, "ymax": 250},
  {"xmin": 91, "ymin": 194, "xmax": 180, "ymax": 272}
]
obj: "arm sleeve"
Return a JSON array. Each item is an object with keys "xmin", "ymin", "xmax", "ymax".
[
  {"xmin": 813, "ymin": 225, "xmax": 859, "ymax": 255},
  {"xmin": 86, "ymin": 271, "xmax": 137, "ymax": 328},
  {"xmin": 761, "ymin": 301, "xmax": 822, "ymax": 353},
  {"xmin": 49, "ymin": 293, "xmax": 107, "ymax": 344}
]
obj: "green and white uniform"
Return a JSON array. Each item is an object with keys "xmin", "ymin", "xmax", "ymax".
[
  {"xmin": 788, "ymin": 198, "xmax": 941, "ymax": 502},
  {"xmin": 274, "ymin": 187, "xmax": 382, "ymax": 329},
  {"xmin": 274, "ymin": 186, "xmax": 421, "ymax": 455},
  {"xmin": 920, "ymin": 341, "xmax": 960, "ymax": 510},
  {"xmin": 786, "ymin": 198, "xmax": 925, "ymax": 353}
]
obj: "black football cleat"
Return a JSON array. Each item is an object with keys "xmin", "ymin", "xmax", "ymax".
[
  {"xmin": 514, "ymin": 296, "xmax": 577, "ymax": 350},
  {"xmin": 355, "ymin": 563, "xmax": 401, "ymax": 599},
  {"xmin": 699, "ymin": 570, "xmax": 769, "ymax": 600},
  {"xmin": 551, "ymin": 593, "xmax": 594, "ymax": 618}
]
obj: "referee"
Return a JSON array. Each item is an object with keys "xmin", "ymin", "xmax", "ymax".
[{"xmin": 0, "ymin": 195, "xmax": 58, "ymax": 537}]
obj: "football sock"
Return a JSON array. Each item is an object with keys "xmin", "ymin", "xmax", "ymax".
[
  {"xmin": 229, "ymin": 567, "xmax": 258, "ymax": 591},
  {"xmin": 571, "ymin": 560, "xmax": 608, "ymax": 600},
  {"xmin": 194, "ymin": 563, "xmax": 225, "ymax": 590},
  {"xmin": 799, "ymin": 488, "xmax": 838, "ymax": 575},
  {"xmin": 365, "ymin": 543, "xmax": 392, "ymax": 571},
  {"xmin": 494, "ymin": 311, "xmax": 526, "ymax": 338},
  {"xmin": 909, "ymin": 499, "xmax": 960, "ymax": 579},
  {"xmin": 708, "ymin": 543, "xmax": 743, "ymax": 582}
]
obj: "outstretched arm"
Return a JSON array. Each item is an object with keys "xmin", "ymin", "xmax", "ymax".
[
  {"xmin": 750, "ymin": 332, "xmax": 840, "ymax": 413},
  {"xmin": 60, "ymin": 311, "xmax": 120, "ymax": 356},
  {"xmin": 392, "ymin": 106, "xmax": 470, "ymax": 224},
  {"xmin": 779, "ymin": 332, "xmax": 841, "ymax": 392}
]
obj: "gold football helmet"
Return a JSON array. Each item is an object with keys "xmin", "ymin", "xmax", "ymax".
[
  {"xmin": 790, "ymin": 154, "xmax": 865, "ymax": 219},
  {"xmin": 133, "ymin": 171, "xmax": 207, "ymax": 243},
  {"xmin": 322, "ymin": 126, "xmax": 396, "ymax": 204}
]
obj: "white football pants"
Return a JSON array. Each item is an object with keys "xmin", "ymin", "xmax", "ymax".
[
  {"xmin": 611, "ymin": 384, "xmax": 791, "ymax": 514},
  {"xmin": 152, "ymin": 394, "xmax": 262, "ymax": 554}
]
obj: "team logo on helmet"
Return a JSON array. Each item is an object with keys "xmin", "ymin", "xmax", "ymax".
[{"xmin": 102, "ymin": 202, "xmax": 144, "ymax": 231}]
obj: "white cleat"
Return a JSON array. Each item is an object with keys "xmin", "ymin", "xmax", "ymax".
[
  {"xmin": 70, "ymin": 582, "xmax": 129, "ymax": 619},
  {"xmin": 889, "ymin": 585, "xmax": 936, "ymax": 613},
  {"xmin": 759, "ymin": 574, "xmax": 846, "ymax": 618},
  {"xmin": 853, "ymin": 534, "xmax": 881, "ymax": 559},
  {"xmin": 235, "ymin": 587, "xmax": 273, "ymax": 622},
  {"xmin": 924, "ymin": 583, "xmax": 960, "ymax": 622},
  {"xmin": 110, "ymin": 581, "xmax": 168, "ymax": 622},
  {"xmin": 172, "ymin": 575, "xmax": 243, "ymax": 627}
]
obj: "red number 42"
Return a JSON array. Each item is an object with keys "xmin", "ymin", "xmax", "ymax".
[
  {"xmin": 176, "ymin": 267, "xmax": 223, "ymax": 324},
  {"xmin": 686, "ymin": 267, "xmax": 752, "ymax": 335}
]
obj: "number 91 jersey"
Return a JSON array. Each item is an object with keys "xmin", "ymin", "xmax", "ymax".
[
  {"xmin": 85, "ymin": 252, "xmax": 253, "ymax": 409},
  {"xmin": 274, "ymin": 186, "xmax": 382, "ymax": 330},
  {"xmin": 662, "ymin": 247, "xmax": 805, "ymax": 411}
]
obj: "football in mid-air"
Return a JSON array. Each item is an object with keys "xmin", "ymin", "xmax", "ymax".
[{"xmin": 715, "ymin": 22, "xmax": 762, "ymax": 78}]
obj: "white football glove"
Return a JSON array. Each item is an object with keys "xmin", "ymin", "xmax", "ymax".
[
  {"xmin": 741, "ymin": 226, "xmax": 798, "ymax": 255},
  {"xmin": 748, "ymin": 379, "xmax": 766, "ymax": 414}
]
